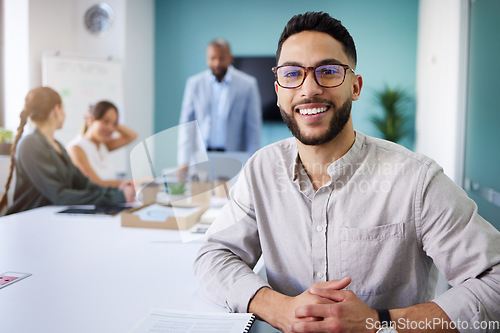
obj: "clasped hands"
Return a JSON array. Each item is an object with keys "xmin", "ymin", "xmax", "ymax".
[{"xmin": 270, "ymin": 277, "xmax": 378, "ymax": 333}]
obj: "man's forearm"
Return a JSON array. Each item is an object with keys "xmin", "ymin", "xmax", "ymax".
[
  {"xmin": 249, "ymin": 286, "xmax": 332, "ymax": 332},
  {"xmin": 248, "ymin": 287, "xmax": 292, "ymax": 329},
  {"xmin": 389, "ymin": 302, "xmax": 458, "ymax": 333}
]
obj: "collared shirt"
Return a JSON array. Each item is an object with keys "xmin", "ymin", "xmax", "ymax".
[
  {"xmin": 194, "ymin": 132, "xmax": 500, "ymax": 327},
  {"xmin": 208, "ymin": 65, "xmax": 233, "ymax": 149}
]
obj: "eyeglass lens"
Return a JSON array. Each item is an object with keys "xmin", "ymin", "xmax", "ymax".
[{"xmin": 276, "ymin": 65, "xmax": 346, "ymax": 88}]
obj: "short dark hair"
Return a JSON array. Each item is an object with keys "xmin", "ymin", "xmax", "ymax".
[{"xmin": 276, "ymin": 12, "xmax": 357, "ymax": 67}]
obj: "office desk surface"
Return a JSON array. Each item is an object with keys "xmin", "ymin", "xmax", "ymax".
[{"xmin": 0, "ymin": 206, "xmax": 225, "ymax": 332}]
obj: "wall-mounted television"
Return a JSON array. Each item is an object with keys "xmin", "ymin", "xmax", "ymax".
[{"xmin": 233, "ymin": 56, "xmax": 282, "ymax": 122}]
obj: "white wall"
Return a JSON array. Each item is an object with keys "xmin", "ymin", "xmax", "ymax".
[
  {"xmin": 3, "ymin": 0, "xmax": 29, "ymax": 132},
  {"xmin": 415, "ymin": 0, "xmax": 470, "ymax": 296},
  {"xmin": 29, "ymin": 0, "xmax": 127, "ymax": 86},
  {"xmin": 29, "ymin": 0, "xmax": 78, "ymax": 87},
  {"xmin": 123, "ymin": 0, "xmax": 154, "ymax": 148},
  {"xmin": 75, "ymin": 0, "xmax": 126, "ymax": 59},
  {"xmin": 415, "ymin": 0, "xmax": 469, "ymax": 184}
]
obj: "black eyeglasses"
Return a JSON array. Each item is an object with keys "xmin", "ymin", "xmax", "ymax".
[{"xmin": 272, "ymin": 64, "xmax": 355, "ymax": 89}]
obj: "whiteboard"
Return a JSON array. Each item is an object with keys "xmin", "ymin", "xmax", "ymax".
[{"xmin": 42, "ymin": 53, "xmax": 127, "ymax": 175}]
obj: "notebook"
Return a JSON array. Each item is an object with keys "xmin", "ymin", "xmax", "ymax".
[{"xmin": 130, "ymin": 308, "xmax": 255, "ymax": 333}]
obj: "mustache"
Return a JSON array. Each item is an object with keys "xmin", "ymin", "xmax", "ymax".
[{"xmin": 292, "ymin": 98, "xmax": 335, "ymax": 110}]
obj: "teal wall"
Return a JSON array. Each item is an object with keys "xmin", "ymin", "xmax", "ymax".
[
  {"xmin": 154, "ymin": 0, "xmax": 418, "ymax": 148},
  {"xmin": 464, "ymin": 0, "xmax": 500, "ymax": 227}
]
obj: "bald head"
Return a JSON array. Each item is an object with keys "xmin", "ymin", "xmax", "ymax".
[{"xmin": 208, "ymin": 39, "xmax": 231, "ymax": 53}]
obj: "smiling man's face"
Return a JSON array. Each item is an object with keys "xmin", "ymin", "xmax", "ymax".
[{"xmin": 275, "ymin": 30, "xmax": 361, "ymax": 146}]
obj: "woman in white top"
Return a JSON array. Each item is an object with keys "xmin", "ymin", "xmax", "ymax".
[{"xmin": 67, "ymin": 101, "xmax": 137, "ymax": 187}]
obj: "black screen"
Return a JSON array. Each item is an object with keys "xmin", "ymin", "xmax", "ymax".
[{"xmin": 233, "ymin": 57, "xmax": 282, "ymax": 122}]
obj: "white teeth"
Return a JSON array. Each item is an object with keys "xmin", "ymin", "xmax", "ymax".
[{"xmin": 298, "ymin": 107, "xmax": 328, "ymax": 115}]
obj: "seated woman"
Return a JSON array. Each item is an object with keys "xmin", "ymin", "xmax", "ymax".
[
  {"xmin": 0, "ymin": 87, "xmax": 135, "ymax": 215},
  {"xmin": 66, "ymin": 101, "xmax": 137, "ymax": 187}
]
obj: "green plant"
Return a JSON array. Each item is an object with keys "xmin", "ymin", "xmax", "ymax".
[
  {"xmin": 371, "ymin": 86, "xmax": 409, "ymax": 143},
  {"xmin": 0, "ymin": 127, "xmax": 13, "ymax": 143},
  {"xmin": 168, "ymin": 182, "xmax": 186, "ymax": 195}
]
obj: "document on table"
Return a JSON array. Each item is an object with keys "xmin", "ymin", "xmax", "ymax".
[{"xmin": 130, "ymin": 308, "xmax": 255, "ymax": 333}]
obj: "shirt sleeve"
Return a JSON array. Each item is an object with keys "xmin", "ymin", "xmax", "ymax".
[
  {"xmin": 417, "ymin": 162, "xmax": 500, "ymax": 326},
  {"xmin": 193, "ymin": 164, "xmax": 270, "ymax": 313},
  {"xmin": 244, "ymin": 77, "xmax": 262, "ymax": 156},
  {"xmin": 18, "ymin": 137, "xmax": 125, "ymax": 205}
]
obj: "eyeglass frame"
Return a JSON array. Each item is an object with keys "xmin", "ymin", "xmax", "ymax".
[{"xmin": 271, "ymin": 63, "xmax": 355, "ymax": 89}]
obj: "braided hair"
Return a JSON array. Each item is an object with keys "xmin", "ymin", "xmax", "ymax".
[{"xmin": 0, "ymin": 87, "xmax": 62, "ymax": 212}]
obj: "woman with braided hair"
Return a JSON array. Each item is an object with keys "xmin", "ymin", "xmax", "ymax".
[{"xmin": 0, "ymin": 87, "xmax": 135, "ymax": 215}]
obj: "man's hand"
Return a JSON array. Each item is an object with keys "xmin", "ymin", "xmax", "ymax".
[
  {"xmin": 249, "ymin": 278, "xmax": 351, "ymax": 333},
  {"xmin": 290, "ymin": 278, "xmax": 378, "ymax": 332}
]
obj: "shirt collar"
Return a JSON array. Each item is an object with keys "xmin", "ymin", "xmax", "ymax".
[
  {"xmin": 326, "ymin": 131, "xmax": 364, "ymax": 181},
  {"xmin": 292, "ymin": 131, "xmax": 365, "ymax": 189}
]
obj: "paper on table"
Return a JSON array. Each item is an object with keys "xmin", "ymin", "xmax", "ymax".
[
  {"xmin": 133, "ymin": 204, "xmax": 201, "ymax": 222},
  {"xmin": 130, "ymin": 308, "xmax": 255, "ymax": 333}
]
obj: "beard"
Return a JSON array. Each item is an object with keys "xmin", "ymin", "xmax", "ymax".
[
  {"xmin": 280, "ymin": 98, "xmax": 352, "ymax": 146},
  {"xmin": 211, "ymin": 67, "xmax": 228, "ymax": 82}
]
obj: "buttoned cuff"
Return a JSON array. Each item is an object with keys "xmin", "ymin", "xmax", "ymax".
[
  {"xmin": 226, "ymin": 273, "xmax": 270, "ymax": 313},
  {"xmin": 432, "ymin": 283, "xmax": 482, "ymax": 328}
]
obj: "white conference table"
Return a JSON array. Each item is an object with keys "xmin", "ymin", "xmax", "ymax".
[{"xmin": 0, "ymin": 206, "xmax": 275, "ymax": 332}]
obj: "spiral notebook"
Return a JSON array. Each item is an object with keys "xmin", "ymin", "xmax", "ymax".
[{"xmin": 130, "ymin": 308, "xmax": 255, "ymax": 333}]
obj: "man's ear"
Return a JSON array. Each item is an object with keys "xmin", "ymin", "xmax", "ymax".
[{"xmin": 351, "ymin": 74, "xmax": 363, "ymax": 101}]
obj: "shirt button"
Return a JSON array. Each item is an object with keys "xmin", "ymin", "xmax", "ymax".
[
  {"xmin": 316, "ymin": 226, "xmax": 323, "ymax": 232},
  {"xmin": 316, "ymin": 272, "xmax": 324, "ymax": 279}
]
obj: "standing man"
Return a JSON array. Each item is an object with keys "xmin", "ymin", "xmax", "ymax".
[
  {"xmin": 194, "ymin": 12, "xmax": 500, "ymax": 333},
  {"xmin": 177, "ymin": 39, "xmax": 262, "ymax": 179}
]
